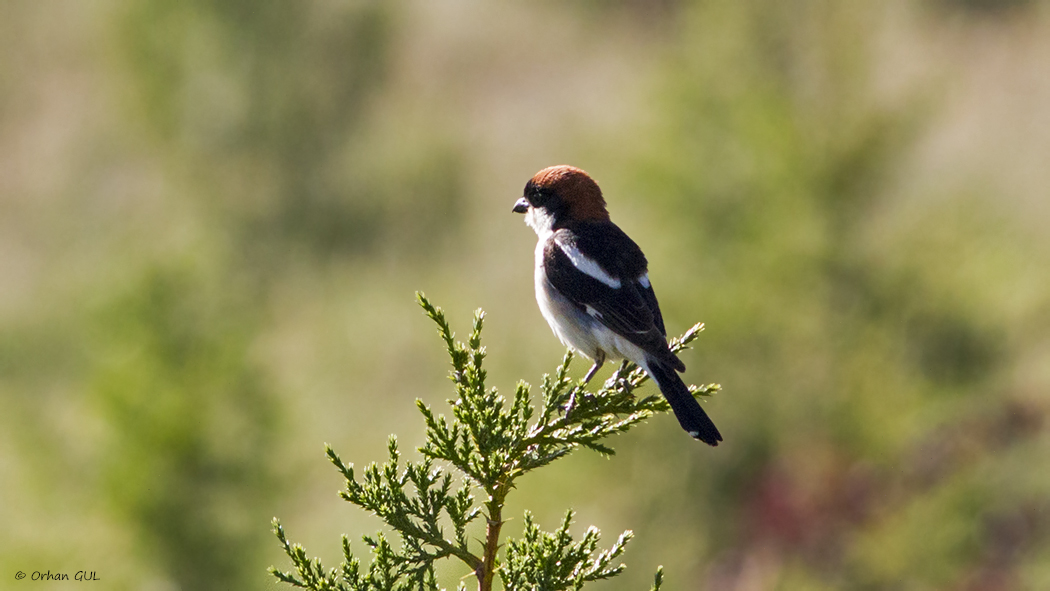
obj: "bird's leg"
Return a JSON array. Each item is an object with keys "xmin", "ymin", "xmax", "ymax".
[
  {"xmin": 566, "ymin": 352, "xmax": 607, "ymax": 416},
  {"xmin": 582, "ymin": 350, "xmax": 606, "ymax": 385},
  {"xmin": 616, "ymin": 360, "xmax": 632, "ymax": 393}
]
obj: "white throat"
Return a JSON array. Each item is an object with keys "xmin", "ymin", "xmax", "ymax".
[{"xmin": 524, "ymin": 206, "xmax": 556, "ymax": 240}]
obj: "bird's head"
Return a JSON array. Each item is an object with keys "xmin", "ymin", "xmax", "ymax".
[{"xmin": 513, "ymin": 165, "xmax": 609, "ymax": 235}]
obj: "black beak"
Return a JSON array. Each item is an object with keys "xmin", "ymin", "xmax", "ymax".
[{"xmin": 512, "ymin": 197, "xmax": 529, "ymax": 214}]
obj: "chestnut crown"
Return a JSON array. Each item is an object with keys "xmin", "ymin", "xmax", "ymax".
[{"xmin": 517, "ymin": 165, "xmax": 610, "ymax": 223}]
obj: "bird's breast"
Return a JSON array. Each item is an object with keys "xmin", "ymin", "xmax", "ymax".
[{"xmin": 533, "ymin": 239, "xmax": 645, "ymax": 365}]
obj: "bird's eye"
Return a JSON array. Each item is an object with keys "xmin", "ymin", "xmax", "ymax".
[{"xmin": 528, "ymin": 187, "xmax": 550, "ymax": 207}]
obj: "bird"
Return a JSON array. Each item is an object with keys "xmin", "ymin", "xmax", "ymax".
[{"xmin": 512, "ymin": 165, "xmax": 722, "ymax": 445}]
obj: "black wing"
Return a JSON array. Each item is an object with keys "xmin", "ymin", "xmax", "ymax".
[
  {"xmin": 543, "ymin": 224, "xmax": 671, "ymax": 358},
  {"xmin": 638, "ymin": 279, "xmax": 668, "ymax": 337}
]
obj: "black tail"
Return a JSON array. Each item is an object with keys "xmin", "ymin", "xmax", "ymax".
[{"xmin": 644, "ymin": 356, "xmax": 722, "ymax": 446}]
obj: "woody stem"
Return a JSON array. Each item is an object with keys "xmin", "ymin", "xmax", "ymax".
[{"xmin": 477, "ymin": 486, "xmax": 505, "ymax": 591}]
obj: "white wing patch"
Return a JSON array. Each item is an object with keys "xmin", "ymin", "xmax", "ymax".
[
  {"xmin": 558, "ymin": 241, "xmax": 622, "ymax": 289},
  {"xmin": 638, "ymin": 272, "xmax": 651, "ymax": 289},
  {"xmin": 584, "ymin": 304, "xmax": 603, "ymax": 319}
]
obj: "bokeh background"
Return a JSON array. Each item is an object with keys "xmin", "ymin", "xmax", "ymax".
[{"xmin": 3, "ymin": 1, "xmax": 1050, "ymax": 589}]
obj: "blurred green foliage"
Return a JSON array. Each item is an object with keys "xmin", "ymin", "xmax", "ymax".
[
  {"xmin": 1, "ymin": 0, "xmax": 1048, "ymax": 590},
  {"xmin": 118, "ymin": 0, "xmax": 465, "ymax": 262},
  {"xmin": 91, "ymin": 263, "xmax": 277, "ymax": 591},
  {"xmin": 594, "ymin": 2, "xmax": 1050, "ymax": 588}
]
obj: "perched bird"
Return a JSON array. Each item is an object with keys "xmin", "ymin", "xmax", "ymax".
[{"xmin": 513, "ymin": 165, "xmax": 722, "ymax": 445}]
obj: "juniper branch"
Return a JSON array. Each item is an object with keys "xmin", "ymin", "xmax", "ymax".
[{"xmin": 270, "ymin": 293, "xmax": 717, "ymax": 590}]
